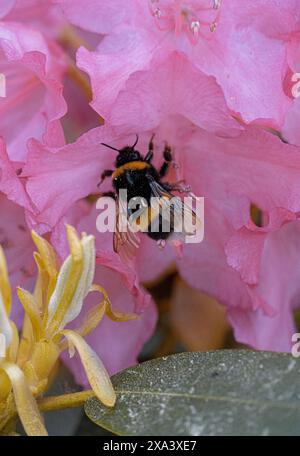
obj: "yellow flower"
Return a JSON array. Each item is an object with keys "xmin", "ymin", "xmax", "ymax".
[{"xmin": 0, "ymin": 225, "xmax": 136, "ymax": 436}]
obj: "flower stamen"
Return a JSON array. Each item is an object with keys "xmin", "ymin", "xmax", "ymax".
[
  {"xmin": 190, "ymin": 20, "xmax": 200, "ymax": 36},
  {"xmin": 148, "ymin": 0, "xmax": 221, "ymax": 44}
]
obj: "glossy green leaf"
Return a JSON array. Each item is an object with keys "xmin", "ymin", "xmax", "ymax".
[{"xmin": 85, "ymin": 350, "xmax": 300, "ymax": 436}]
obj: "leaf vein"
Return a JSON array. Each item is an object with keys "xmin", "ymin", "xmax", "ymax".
[{"xmin": 115, "ymin": 389, "xmax": 300, "ymax": 410}]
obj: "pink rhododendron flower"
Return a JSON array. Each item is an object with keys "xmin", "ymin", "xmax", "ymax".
[
  {"xmin": 71, "ymin": 0, "xmax": 293, "ymax": 128},
  {"xmin": 78, "ymin": 50, "xmax": 241, "ymax": 137},
  {"xmin": 22, "ymin": 117, "xmax": 300, "ymax": 352},
  {"xmin": 22, "ymin": 126, "xmax": 115, "ymax": 231},
  {"xmin": 225, "ymin": 211, "xmax": 300, "ymax": 351},
  {"xmin": 60, "ymin": 67, "xmax": 101, "ymax": 143},
  {"xmin": 281, "ymin": 34, "xmax": 300, "ymax": 145},
  {"xmin": 0, "ymin": 137, "xmax": 37, "ymax": 324},
  {"xmin": 224, "ymin": 0, "xmax": 300, "ymax": 144},
  {"xmin": 0, "ymin": 0, "xmax": 15, "ymax": 18},
  {"xmin": 0, "ymin": 1, "xmax": 64, "ymax": 37},
  {"xmin": 56, "ymin": 0, "xmax": 130, "ymax": 35},
  {"xmin": 0, "ymin": 137, "xmax": 33, "ymax": 210},
  {"xmin": 283, "ymin": 97, "xmax": 300, "ymax": 146},
  {"xmin": 0, "ymin": 21, "xmax": 67, "ymax": 160},
  {"xmin": 171, "ymin": 121, "xmax": 300, "ymax": 351}
]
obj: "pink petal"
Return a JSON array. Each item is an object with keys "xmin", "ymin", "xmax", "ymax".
[
  {"xmin": 0, "ymin": 0, "xmax": 15, "ymax": 18},
  {"xmin": 4, "ymin": 1, "xmax": 64, "ymax": 37},
  {"xmin": 225, "ymin": 227, "xmax": 268, "ymax": 286},
  {"xmin": 283, "ymin": 97, "xmax": 300, "ymax": 146},
  {"xmin": 228, "ymin": 220, "xmax": 300, "ymax": 352},
  {"xmin": 221, "ymin": 0, "xmax": 300, "ymax": 39},
  {"xmin": 0, "ymin": 22, "xmax": 67, "ymax": 160},
  {"xmin": 0, "ymin": 137, "xmax": 34, "ymax": 211},
  {"xmin": 105, "ymin": 52, "xmax": 242, "ymax": 136},
  {"xmin": 178, "ymin": 124, "xmax": 300, "ymax": 215},
  {"xmin": 56, "ymin": 0, "xmax": 132, "ymax": 34},
  {"xmin": 23, "ymin": 127, "xmax": 115, "ymax": 230},
  {"xmin": 169, "ymin": 119, "xmax": 300, "ymax": 351},
  {"xmin": 76, "ymin": 28, "xmax": 158, "ymax": 121},
  {"xmin": 189, "ymin": 26, "xmax": 290, "ymax": 126},
  {"xmin": 136, "ymin": 235, "xmax": 175, "ymax": 284},
  {"xmin": 74, "ymin": 0, "xmax": 293, "ymax": 127},
  {"xmin": 225, "ymin": 208, "xmax": 297, "ymax": 286}
]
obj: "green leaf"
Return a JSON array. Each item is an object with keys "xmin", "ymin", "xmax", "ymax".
[{"xmin": 85, "ymin": 350, "xmax": 300, "ymax": 436}]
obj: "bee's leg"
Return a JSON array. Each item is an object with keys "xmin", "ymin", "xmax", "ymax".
[
  {"xmin": 159, "ymin": 143, "xmax": 172, "ymax": 177},
  {"xmin": 157, "ymin": 239, "xmax": 166, "ymax": 250},
  {"xmin": 163, "ymin": 180, "xmax": 192, "ymax": 194},
  {"xmin": 97, "ymin": 169, "xmax": 114, "ymax": 188},
  {"xmin": 145, "ymin": 134, "xmax": 155, "ymax": 162}
]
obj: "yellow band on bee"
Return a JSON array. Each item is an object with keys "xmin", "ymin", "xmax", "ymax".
[{"xmin": 112, "ymin": 161, "xmax": 150, "ymax": 179}]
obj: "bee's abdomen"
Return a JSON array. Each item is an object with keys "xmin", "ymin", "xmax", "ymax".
[{"xmin": 147, "ymin": 229, "xmax": 172, "ymax": 241}]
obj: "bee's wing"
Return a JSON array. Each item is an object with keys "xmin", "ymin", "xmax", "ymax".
[
  {"xmin": 148, "ymin": 177, "xmax": 200, "ymax": 239},
  {"xmin": 113, "ymin": 195, "xmax": 141, "ymax": 262}
]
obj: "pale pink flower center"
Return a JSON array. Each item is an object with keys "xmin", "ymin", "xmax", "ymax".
[{"xmin": 148, "ymin": 0, "xmax": 221, "ymax": 43}]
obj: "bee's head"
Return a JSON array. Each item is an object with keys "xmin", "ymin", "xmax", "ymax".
[
  {"xmin": 116, "ymin": 146, "xmax": 142, "ymax": 167},
  {"xmin": 101, "ymin": 135, "xmax": 142, "ymax": 168}
]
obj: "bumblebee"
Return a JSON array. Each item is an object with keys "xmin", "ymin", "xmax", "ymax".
[{"xmin": 99, "ymin": 135, "xmax": 197, "ymax": 260}]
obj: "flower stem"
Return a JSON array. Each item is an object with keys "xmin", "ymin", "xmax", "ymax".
[
  {"xmin": 37, "ymin": 390, "xmax": 95, "ymax": 412},
  {"xmin": 67, "ymin": 62, "xmax": 93, "ymax": 101},
  {"xmin": 60, "ymin": 25, "xmax": 91, "ymax": 52},
  {"xmin": 59, "ymin": 25, "xmax": 93, "ymax": 101},
  {"xmin": 1, "ymin": 390, "xmax": 94, "ymax": 434}
]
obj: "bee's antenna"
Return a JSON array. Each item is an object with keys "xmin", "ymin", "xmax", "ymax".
[
  {"xmin": 101, "ymin": 142, "xmax": 120, "ymax": 152},
  {"xmin": 132, "ymin": 134, "xmax": 139, "ymax": 149}
]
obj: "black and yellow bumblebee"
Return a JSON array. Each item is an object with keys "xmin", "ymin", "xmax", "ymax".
[{"xmin": 99, "ymin": 135, "xmax": 198, "ymax": 260}]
